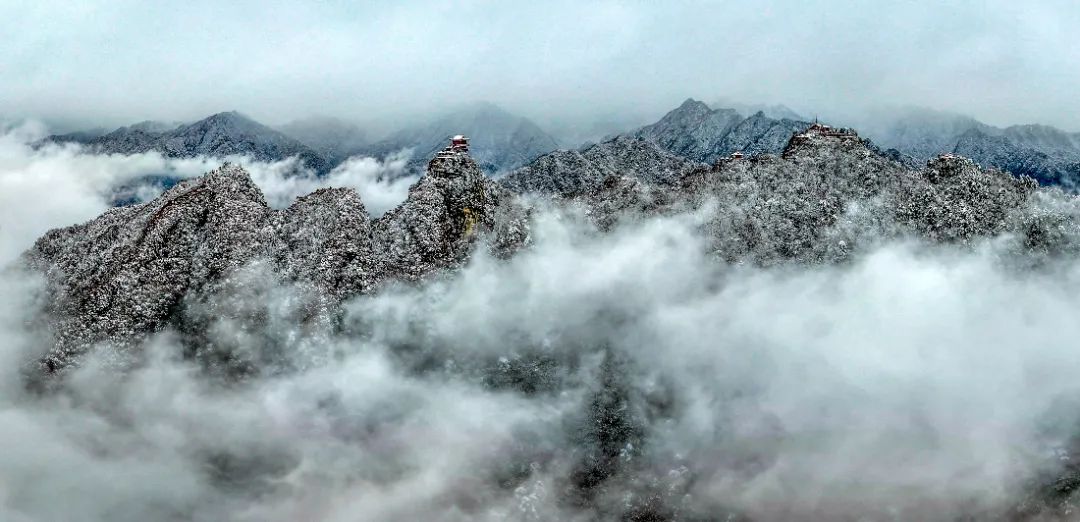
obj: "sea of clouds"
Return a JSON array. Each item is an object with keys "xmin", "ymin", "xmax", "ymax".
[{"xmin": 3, "ymin": 121, "xmax": 1080, "ymax": 520}]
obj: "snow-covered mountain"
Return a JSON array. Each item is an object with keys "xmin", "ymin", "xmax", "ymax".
[
  {"xmin": 711, "ymin": 98, "xmax": 805, "ymax": 121},
  {"xmin": 626, "ymin": 98, "xmax": 810, "ymax": 163},
  {"xmin": 27, "ymin": 151, "xmax": 529, "ymax": 372},
  {"xmin": 47, "ymin": 111, "xmax": 331, "ymax": 173},
  {"xmin": 861, "ymin": 107, "xmax": 1080, "ymax": 188},
  {"xmin": 44, "ymin": 104, "xmax": 560, "ymax": 181},
  {"xmin": 858, "ymin": 107, "xmax": 993, "ymax": 161},
  {"xmin": 620, "ymin": 100, "xmax": 1080, "ymax": 188}
]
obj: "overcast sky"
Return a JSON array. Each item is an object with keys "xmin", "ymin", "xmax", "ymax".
[{"xmin": 3, "ymin": 0, "xmax": 1079, "ymax": 132}]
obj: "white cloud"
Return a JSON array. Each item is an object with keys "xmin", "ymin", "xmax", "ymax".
[
  {"xmin": 0, "ymin": 123, "xmax": 415, "ymax": 265},
  {"xmin": 246, "ymin": 151, "xmax": 417, "ymax": 215}
]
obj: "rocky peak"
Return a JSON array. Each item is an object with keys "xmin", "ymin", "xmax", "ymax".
[
  {"xmin": 673, "ymin": 98, "xmax": 713, "ymax": 117},
  {"xmin": 427, "ymin": 149, "xmax": 483, "ymax": 180},
  {"xmin": 176, "ymin": 111, "xmax": 264, "ymax": 140},
  {"xmin": 629, "ymin": 100, "xmax": 805, "ymax": 163},
  {"xmin": 25, "ymin": 148, "xmax": 529, "ymax": 375},
  {"xmin": 170, "ymin": 111, "xmax": 280, "ymax": 144},
  {"xmin": 196, "ymin": 110, "xmax": 247, "ymax": 125}
]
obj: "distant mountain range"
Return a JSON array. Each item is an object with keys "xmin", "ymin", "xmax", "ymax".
[
  {"xmin": 507, "ymin": 99, "xmax": 1080, "ymax": 193},
  {"xmin": 627, "ymin": 98, "xmax": 812, "ymax": 164},
  {"xmin": 859, "ymin": 107, "xmax": 1080, "ymax": 188},
  {"xmin": 43, "ymin": 100, "xmax": 1080, "ymax": 190},
  {"xmin": 500, "ymin": 99, "xmax": 823, "ymax": 194},
  {"xmin": 45, "ymin": 103, "xmax": 562, "ymax": 177},
  {"xmin": 710, "ymin": 99, "xmax": 805, "ymax": 121},
  {"xmin": 47, "ymin": 111, "xmax": 333, "ymax": 173}
]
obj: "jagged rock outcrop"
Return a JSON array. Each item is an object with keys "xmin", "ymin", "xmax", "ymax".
[
  {"xmin": 500, "ymin": 135, "xmax": 701, "ymax": 195},
  {"xmin": 27, "ymin": 167, "xmax": 277, "ymax": 372},
  {"xmin": 276, "ymin": 187, "xmax": 377, "ymax": 299},
  {"xmin": 25, "ymin": 152, "xmax": 528, "ymax": 373},
  {"xmin": 373, "ymin": 152, "xmax": 529, "ymax": 280},
  {"xmin": 581, "ymin": 127, "xmax": 1041, "ymax": 264}
]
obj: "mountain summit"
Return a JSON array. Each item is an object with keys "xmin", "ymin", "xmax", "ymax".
[
  {"xmin": 627, "ymin": 98, "xmax": 810, "ymax": 163},
  {"xmin": 48, "ymin": 104, "xmax": 560, "ymax": 178}
]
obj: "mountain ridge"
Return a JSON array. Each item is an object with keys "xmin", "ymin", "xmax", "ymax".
[
  {"xmin": 860, "ymin": 107, "xmax": 1080, "ymax": 187},
  {"xmin": 500, "ymin": 135, "xmax": 702, "ymax": 195},
  {"xmin": 47, "ymin": 111, "xmax": 332, "ymax": 173},
  {"xmin": 27, "ymin": 124, "xmax": 1064, "ymax": 373}
]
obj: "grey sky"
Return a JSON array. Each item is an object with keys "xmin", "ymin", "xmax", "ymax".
[{"xmin": 3, "ymin": 0, "xmax": 1079, "ymax": 132}]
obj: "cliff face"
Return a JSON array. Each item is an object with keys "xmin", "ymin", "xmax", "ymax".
[{"xmin": 25, "ymin": 151, "xmax": 529, "ymax": 374}]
